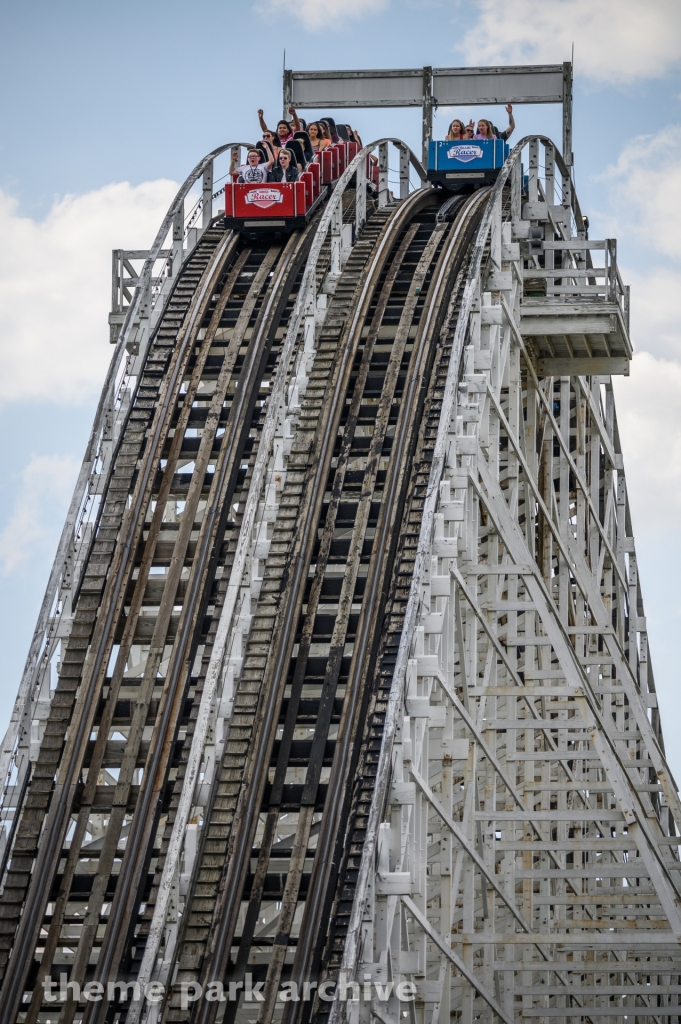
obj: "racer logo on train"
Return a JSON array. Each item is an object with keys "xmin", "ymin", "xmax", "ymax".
[
  {"xmin": 245, "ymin": 189, "xmax": 285, "ymax": 208},
  {"xmin": 447, "ymin": 144, "xmax": 484, "ymax": 162}
]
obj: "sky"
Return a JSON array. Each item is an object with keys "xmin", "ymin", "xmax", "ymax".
[{"xmin": 1, "ymin": 0, "xmax": 681, "ymax": 772}]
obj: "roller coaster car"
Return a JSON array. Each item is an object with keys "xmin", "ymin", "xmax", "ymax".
[
  {"xmin": 427, "ymin": 139, "xmax": 509, "ymax": 191},
  {"xmin": 224, "ymin": 176, "xmax": 326, "ymax": 238},
  {"xmin": 224, "ymin": 141, "xmax": 370, "ymax": 237}
]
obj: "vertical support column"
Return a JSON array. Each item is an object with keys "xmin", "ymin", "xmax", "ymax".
[
  {"xmin": 422, "ymin": 66, "xmax": 433, "ymax": 171},
  {"xmin": 561, "ymin": 156, "xmax": 572, "ymax": 226},
  {"xmin": 355, "ymin": 156, "xmax": 367, "ymax": 236},
  {"xmin": 132, "ymin": 277, "xmax": 151, "ymax": 359},
  {"xmin": 562, "ymin": 61, "xmax": 573, "ymax": 168},
  {"xmin": 490, "ymin": 193, "xmax": 502, "ymax": 273},
  {"xmin": 507, "ymin": 324, "xmax": 520, "ymax": 520},
  {"xmin": 624, "ymin": 283, "xmax": 630, "ymax": 334},
  {"xmin": 202, "ymin": 160, "xmax": 214, "ymax": 230},
  {"xmin": 110, "ymin": 250, "xmax": 123, "ymax": 345},
  {"xmin": 544, "ymin": 142, "xmax": 555, "ymax": 209},
  {"xmin": 528, "ymin": 140, "xmax": 539, "ymax": 205},
  {"xmin": 558, "ymin": 375, "xmax": 571, "ymax": 620},
  {"xmin": 303, "ymin": 274, "xmax": 316, "ymax": 369},
  {"xmin": 172, "ymin": 208, "xmax": 184, "ymax": 278},
  {"xmin": 399, "ymin": 144, "xmax": 410, "ymax": 201},
  {"xmin": 330, "ymin": 201, "xmax": 343, "ymax": 277},
  {"xmin": 607, "ymin": 239, "xmax": 617, "ymax": 301},
  {"xmin": 378, "ymin": 142, "xmax": 389, "ymax": 208},
  {"xmin": 283, "ymin": 68, "xmax": 293, "ymax": 121},
  {"xmin": 588, "ymin": 378, "xmax": 601, "ymax": 577},
  {"xmin": 524, "ymin": 375, "xmax": 537, "ymax": 557},
  {"xmin": 510, "ymin": 158, "xmax": 521, "ymax": 225},
  {"xmin": 111, "ymin": 250, "xmax": 122, "ymax": 316}
]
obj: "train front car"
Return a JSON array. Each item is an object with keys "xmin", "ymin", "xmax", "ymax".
[
  {"xmin": 224, "ymin": 178, "xmax": 322, "ymax": 238},
  {"xmin": 224, "ymin": 139, "xmax": 362, "ymax": 238},
  {"xmin": 427, "ymin": 137, "xmax": 509, "ymax": 191}
]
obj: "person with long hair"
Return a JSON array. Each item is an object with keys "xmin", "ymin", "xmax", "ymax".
[
  {"xmin": 474, "ymin": 119, "xmax": 496, "ymax": 140},
  {"xmin": 308, "ymin": 121, "xmax": 331, "ymax": 154},
  {"xmin": 320, "ymin": 118, "xmax": 340, "ymax": 144},
  {"xmin": 445, "ymin": 118, "xmax": 467, "ymax": 141}
]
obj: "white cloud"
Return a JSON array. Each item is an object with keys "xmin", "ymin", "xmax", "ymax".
[
  {"xmin": 256, "ymin": 0, "xmax": 388, "ymax": 29},
  {"xmin": 0, "ymin": 454, "xmax": 80, "ymax": 575},
  {"xmin": 614, "ymin": 352, "xmax": 681, "ymax": 535},
  {"xmin": 459, "ymin": 0, "xmax": 681, "ymax": 83},
  {"xmin": 585, "ymin": 130, "xmax": 681, "ymax": 581},
  {"xmin": 623, "ymin": 266, "xmax": 681, "ymax": 362},
  {"xmin": 597, "ymin": 127, "xmax": 681, "ymax": 261},
  {"xmin": 0, "ymin": 179, "xmax": 178, "ymax": 405},
  {"xmin": 587, "ymin": 127, "xmax": 681, "ymax": 361}
]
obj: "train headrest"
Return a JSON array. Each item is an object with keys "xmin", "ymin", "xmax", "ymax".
[
  {"xmin": 336, "ymin": 124, "xmax": 350, "ymax": 141},
  {"xmin": 294, "ymin": 131, "xmax": 314, "ymax": 160},
  {"xmin": 320, "ymin": 118, "xmax": 340, "ymax": 143},
  {"xmin": 285, "ymin": 139, "xmax": 307, "ymax": 167}
]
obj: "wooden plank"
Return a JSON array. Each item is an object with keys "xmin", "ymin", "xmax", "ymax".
[
  {"xmin": 520, "ymin": 315, "xmax": 614, "ymax": 335},
  {"xmin": 536, "ymin": 356, "xmax": 629, "ymax": 376}
]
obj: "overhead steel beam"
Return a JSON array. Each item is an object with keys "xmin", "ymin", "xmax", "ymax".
[{"xmin": 284, "ymin": 62, "xmax": 573, "ymax": 167}]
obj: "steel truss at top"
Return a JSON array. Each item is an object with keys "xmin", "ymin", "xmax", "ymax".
[{"xmin": 284, "ymin": 63, "xmax": 573, "ymax": 170}]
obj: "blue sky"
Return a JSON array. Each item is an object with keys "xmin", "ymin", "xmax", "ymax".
[{"xmin": 1, "ymin": 0, "xmax": 681, "ymax": 769}]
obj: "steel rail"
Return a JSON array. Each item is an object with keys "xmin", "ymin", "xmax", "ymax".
[
  {"xmin": 0, "ymin": 142, "xmax": 253, "ymax": 810},
  {"xmin": 81, "ymin": 227, "xmax": 317, "ymax": 1024},
  {"xmin": 0, "ymin": 227, "xmax": 238, "ymax": 1024},
  {"xmin": 53, "ymin": 240, "xmax": 282, "ymax": 1024},
  {"xmin": 189, "ymin": 187, "xmax": 476, "ymax": 1024},
  {"xmin": 281, "ymin": 208, "xmax": 469, "ymax": 1024},
  {"xmin": 220, "ymin": 220, "xmax": 424, "ymax": 1024},
  {"xmin": 308, "ymin": 187, "xmax": 491, "ymax": 1024},
  {"xmin": 12, "ymin": 224, "xmax": 317, "ymax": 1024},
  {"xmin": 130, "ymin": 139, "xmax": 425, "ymax": 1024},
  {"xmin": 1, "ymin": 137, "xmax": 428, "ymax": 1024},
  {"xmin": 327, "ymin": 178, "xmax": 497, "ymax": 1020},
  {"xmin": 255, "ymin": 218, "xmax": 445, "ymax": 1023},
  {"xmin": 190, "ymin": 187, "xmax": 432, "ymax": 1024},
  {"xmin": 22, "ymin": 232, "xmax": 246, "ymax": 1024}
]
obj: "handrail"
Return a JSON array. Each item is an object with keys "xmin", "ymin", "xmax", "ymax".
[{"xmin": 0, "ymin": 141, "xmax": 252, "ymax": 817}]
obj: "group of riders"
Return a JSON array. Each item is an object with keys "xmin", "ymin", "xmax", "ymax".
[
  {"xmin": 230, "ymin": 107, "xmax": 366, "ymax": 184},
  {"xmin": 445, "ymin": 104, "xmax": 515, "ymax": 142},
  {"xmin": 231, "ymin": 103, "xmax": 516, "ymax": 185}
]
